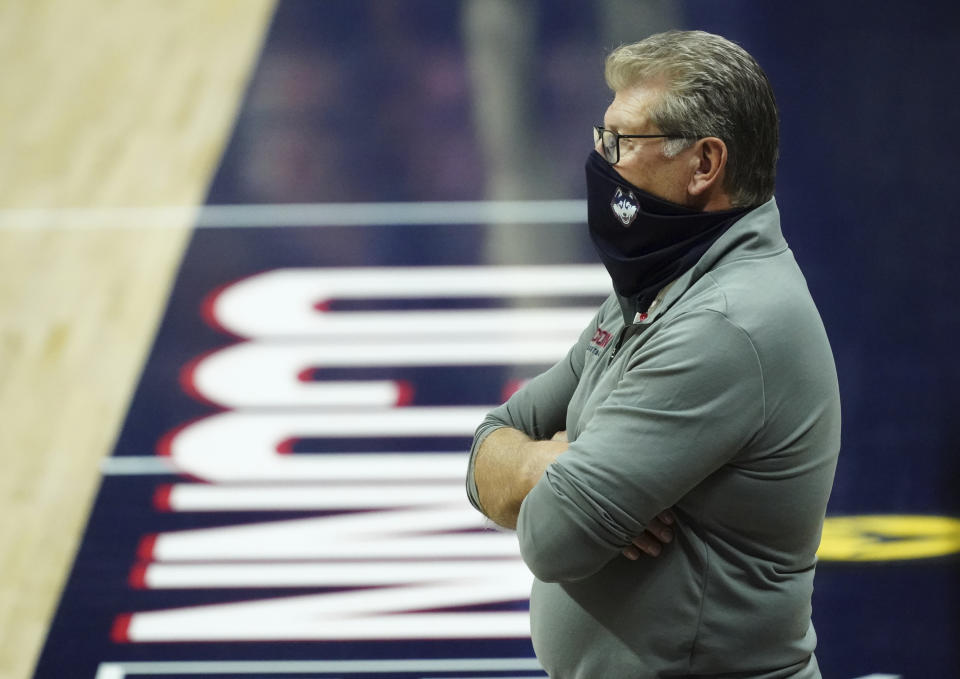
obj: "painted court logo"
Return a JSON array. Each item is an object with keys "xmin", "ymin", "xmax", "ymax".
[{"xmin": 611, "ymin": 186, "xmax": 639, "ymax": 226}]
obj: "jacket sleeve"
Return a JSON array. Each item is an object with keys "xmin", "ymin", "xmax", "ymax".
[
  {"xmin": 465, "ymin": 300, "xmax": 612, "ymax": 514},
  {"xmin": 516, "ymin": 309, "xmax": 765, "ymax": 583}
]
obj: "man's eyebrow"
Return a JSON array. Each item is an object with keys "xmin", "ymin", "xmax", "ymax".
[
  {"xmin": 604, "ymin": 123, "xmax": 639, "ymax": 135},
  {"xmin": 603, "ymin": 114, "xmax": 637, "ymax": 134}
]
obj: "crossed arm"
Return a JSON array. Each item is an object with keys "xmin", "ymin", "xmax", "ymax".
[
  {"xmin": 469, "ymin": 307, "xmax": 764, "ymax": 580},
  {"xmin": 473, "ymin": 427, "xmax": 675, "ymax": 560}
]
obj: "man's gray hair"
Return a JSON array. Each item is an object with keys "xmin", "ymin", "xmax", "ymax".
[{"xmin": 605, "ymin": 31, "xmax": 779, "ymax": 207}]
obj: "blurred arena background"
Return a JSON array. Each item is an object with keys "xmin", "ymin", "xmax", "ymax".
[{"xmin": 1, "ymin": 2, "xmax": 957, "ymax": 678}]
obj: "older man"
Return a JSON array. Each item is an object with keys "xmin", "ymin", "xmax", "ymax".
[{"xmin": 466, "ymin": 31, "xmax": 840, "ymax": 678}]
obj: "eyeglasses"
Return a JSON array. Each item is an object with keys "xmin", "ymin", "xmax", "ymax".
[{"xmin": 593, "ymin": 125, "xmax": 694, "ymax": 164}]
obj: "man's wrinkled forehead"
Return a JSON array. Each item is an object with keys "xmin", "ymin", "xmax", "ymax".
[{"xmin": 603, "ymin": 85, "xmax": 664, "ymax": 132}]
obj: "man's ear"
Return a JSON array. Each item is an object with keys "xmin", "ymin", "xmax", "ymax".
[{"xmin": 687, "ymin": 136, "xmax": 728, "ymax": 200}]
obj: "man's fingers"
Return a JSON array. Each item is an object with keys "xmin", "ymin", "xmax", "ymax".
[
  {"xmin": 645, "ymin": 519, "xmax": 674, "ymax": 544},
  {"xmin": 623, "ymin": 512, "xmax": 678, "ymax": 560},
  {"xmin": 630, "ymin": 533, "xmax": 662, "ymax": 557}
]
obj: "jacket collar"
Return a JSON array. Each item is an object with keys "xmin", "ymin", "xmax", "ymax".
[{"xmin": 614, "ymin": 198, "xmax": 787, "ymax": 325}]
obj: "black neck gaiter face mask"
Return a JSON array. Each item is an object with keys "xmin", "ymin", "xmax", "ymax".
[{"xmin": 586, "ymin": 150, "xmax": 749, "ymax": 311}]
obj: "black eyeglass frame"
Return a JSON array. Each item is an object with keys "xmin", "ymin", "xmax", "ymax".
[{"xmin": 593, "ymin": 125, "xmax": 697, "ymax": 164}]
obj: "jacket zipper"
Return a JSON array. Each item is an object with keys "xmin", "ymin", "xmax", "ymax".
[{"xmin": 608, "ymin": 327, "xmax": 630, "ymax": 364}]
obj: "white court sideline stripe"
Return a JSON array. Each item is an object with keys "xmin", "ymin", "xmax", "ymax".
[
  {"xmin": 100, "ymin": 456, "xmax": 179, "ymax": 475},
  {"xmin": 0, "ymin": 200, "xmax": 587, "ymax": 229},
  {"xmin": 94, "ymin": 657, "xmax": 546, "ymax": 677}
]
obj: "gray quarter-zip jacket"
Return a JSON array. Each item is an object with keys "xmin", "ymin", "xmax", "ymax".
[{"xmin": 466, "ymin": 199, "xmax": 841, "ymax": 678}]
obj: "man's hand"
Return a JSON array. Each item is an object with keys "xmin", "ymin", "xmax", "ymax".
[{"xmin": 622, "ymin": 510, "xmax": 675, "ymax": 560}]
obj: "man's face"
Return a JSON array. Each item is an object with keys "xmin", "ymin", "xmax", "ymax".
[{"xmin": 601, "ymin": 85, "xmax": 698, "ymax": 207}]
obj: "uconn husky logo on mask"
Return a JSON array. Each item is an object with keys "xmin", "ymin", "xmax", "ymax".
[{"xmin": 611, "ymin": 186, "xmax": 639, "ymax": 226}]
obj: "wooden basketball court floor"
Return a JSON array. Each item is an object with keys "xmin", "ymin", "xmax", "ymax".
[{"xmin": 0, "ymin": 3, "xmax": 275, "ymax": 677}]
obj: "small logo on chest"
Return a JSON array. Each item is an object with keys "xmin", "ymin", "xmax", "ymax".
[{"xmin": 591, "ymin": 328, "xmax": 613, "ymax": 349}]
